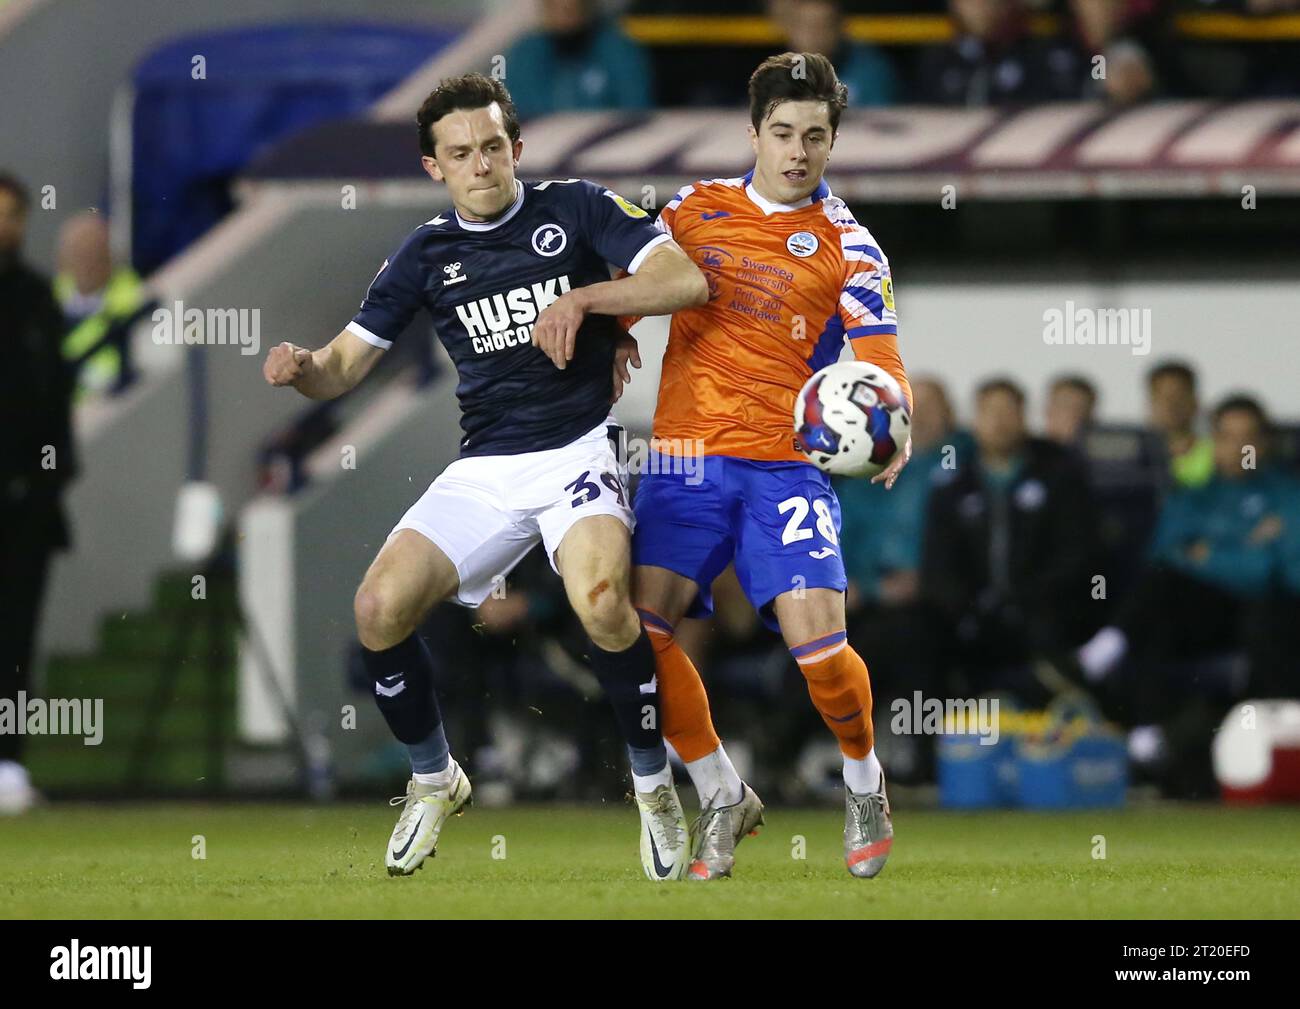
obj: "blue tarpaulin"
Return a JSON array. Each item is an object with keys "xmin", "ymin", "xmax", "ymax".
[{"xmin": 130, "ymin": 22, "xmax": 457, "ymax": 274}]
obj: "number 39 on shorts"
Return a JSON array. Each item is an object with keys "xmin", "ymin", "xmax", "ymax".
[
  {"xmin": 565, "ymin": 469, "xmax": 627, "ymax": 508},
  {"xmin": 777, "ymin": 495, "xmax": 838, "ymax": 547}
]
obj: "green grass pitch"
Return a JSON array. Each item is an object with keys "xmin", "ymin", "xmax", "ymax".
[{"xmin": 3, "ymin": 802, "xmax": 1298, "ymax": 919}]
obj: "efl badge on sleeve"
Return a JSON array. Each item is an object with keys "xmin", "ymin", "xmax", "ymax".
[{"xmin": 606, "ymin": 191, "xmax": 650, "ymax": 219}]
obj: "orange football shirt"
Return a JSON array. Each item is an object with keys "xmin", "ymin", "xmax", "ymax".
[{"xmin": 640, "ymin": 173, "xmax": 910, "ymax": 463}]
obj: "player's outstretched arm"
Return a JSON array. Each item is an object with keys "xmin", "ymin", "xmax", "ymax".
[
  {"xmin": 262, "ymin": 329, "xmax": 383, "ymax": 400},
  {"xmin": 578, "ymin": 241, "xmax": 707, "ymax": 318},
  {"xmin": 533, "ymin": 242, "xmax": 706, "ymax": 369}
]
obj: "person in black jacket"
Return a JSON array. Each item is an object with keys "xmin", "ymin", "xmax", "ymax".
[
  {"xmin": 0, "ymin": 172, "xmax": 77, "ymax": 814},
  {"xmin": 913, "ymin": 0, "xmax": 1079, "ymax": 106},
  {"xmin": 922, "ymin": 377, "xmax": 1096, "ymax": 702}
]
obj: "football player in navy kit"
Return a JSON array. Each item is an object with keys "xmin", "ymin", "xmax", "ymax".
[{"xmin": 262, "ymin": 74, "xmax": 707, "ymax": 879}]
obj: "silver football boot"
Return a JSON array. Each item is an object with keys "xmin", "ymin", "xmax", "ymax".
[
  {"xmin": 844, "ymin": 772, "xmax": 893, "ymax": 878},
  {"xmin": 687, "ymin": 782, "xmax": 765, "ymax": 881}
]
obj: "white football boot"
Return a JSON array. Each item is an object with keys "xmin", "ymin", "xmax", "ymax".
[
  {"xmin": 634, "ymin": 781, "xmax": 690, "ymax": 881},
  {"xmin": 385, "ymin": 759, "xmax": 472, "ymax": 876}
]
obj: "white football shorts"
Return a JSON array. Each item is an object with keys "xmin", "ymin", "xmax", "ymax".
[{"xmin": 388, "ymin": 418, "xmax": 633, "ymax": 607}]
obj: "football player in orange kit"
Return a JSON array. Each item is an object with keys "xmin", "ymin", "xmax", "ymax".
[{"xmin": 622, "ymin": 52, "xmax": 911, "ymax": 880}]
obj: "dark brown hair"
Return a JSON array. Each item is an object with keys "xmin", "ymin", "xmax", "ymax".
[
  {"xmin": 1050, "ymin": 373, "xmax": 1098, "ymax": 408},
  {"xmin": 1147, "ymin": 359, "xmax": 1197, "ymax": 392},
  {"xmin": 976, "ymin": 376, "xmax": 1026, "ymax": 409},
  {"xmin": 1213, "ymin": 394, "xmax": 1269, "ymax": 434},
  {"xmin": 417, "ymin": 73, "xmax": 520, "ymax": 158},
  {"xmin": 748, "ymin": 52, "xmax": 848, "ymax": 134}
]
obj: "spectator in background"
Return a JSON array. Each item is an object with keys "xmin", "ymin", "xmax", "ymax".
[
  {"xmin": 841, "ymin": 377, "xmax": 971, "ymax": 615},
  {"xmin": 1075, "ymin": 396, "xmax": 1296, "ymax": 794},
  {"xmin": 0, "ymin": 172, "xmax": 77, "ymax": 815},
  {"xmin": 1044, "ymin": 372, "xmax": 1097, "ymax": 449},
  {"xmin": 505, "ymin": 0, "xmax": 652, "ymax": 120},
  {"xmin": 1171, "ymin": 0, "xmax": 1300, "ymax": 98},
  {"xmin": 1146, "ymin": 359, "xmax": 1214, "ymax": 489},
  {"xmin": 922, "ymin": 377, "xmax": 1095, "ymax": 700},
  {"xmin": 1269, "ymin": 480, "xmax": 1300, "ymax": 700},
  {"xmin": 55, "ymin": 212, "xmax": 148, "ymax": 399},
  {"xmin": 837, "ymin": 377, "xmax": 972, "ymax": 781},
  {"xmin": 768, "ymin": 0, "xmax": 900, "ymax": 106},
  {"xmin": 914, "ymin": 0, "xmax": 1077, "ymax": 105},
  {"xmin": 1061, "ymin": 0, "xmax": 1160, "ymax": 105}
]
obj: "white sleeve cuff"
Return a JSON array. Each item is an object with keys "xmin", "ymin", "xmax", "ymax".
[
  {"xmin": 346, "ymin": 321, "xmax": 393, "ymax": 350},
  {"xmin": 626, "ymin": 232, "xmax": 672, "ymax": 275}
]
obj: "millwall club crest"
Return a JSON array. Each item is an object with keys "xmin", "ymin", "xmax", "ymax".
[
  {"xmin": 786, "ymin": 231, "xmax": 819, "ymax": 257},
  {"xmin": 531, "ymin": 223, "xmax": 568, "ymax": 257}
]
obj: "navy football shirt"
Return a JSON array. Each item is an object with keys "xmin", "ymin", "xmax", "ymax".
[{"xmin": 347, "ymin": 178, "xmax": 670, "ymax": 457}]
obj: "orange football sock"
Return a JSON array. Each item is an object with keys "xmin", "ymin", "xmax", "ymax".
[
  {"xmin": 791, "ymin": 632, "xmax": 874, "ymax": 759},
  {"xmin": 637, "ymin": 608, "xmax": 721, "ymax": 762}
]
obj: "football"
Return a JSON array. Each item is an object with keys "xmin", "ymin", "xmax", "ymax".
[{"xmin": 793, "ymin": 361, "xmax": 911, "ymax": 478}]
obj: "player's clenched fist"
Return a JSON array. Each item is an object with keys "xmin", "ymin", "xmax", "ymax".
[{"xmin": 263, "ymin": 342, "xmax": 314, "ymax": 387}]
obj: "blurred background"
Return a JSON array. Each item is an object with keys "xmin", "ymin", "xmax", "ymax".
[{"xmin": 2, "ymin": 0, "xmax": 1298, "ymax": 815}]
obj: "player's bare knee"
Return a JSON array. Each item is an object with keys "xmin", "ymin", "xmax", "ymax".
[
  {"xmin": 353, "ymin": 582, "xmax": 413, "ymax": 651},
  {"xmin": 575, "ymin": 584, "xmax": 638, "ymax": 649}
]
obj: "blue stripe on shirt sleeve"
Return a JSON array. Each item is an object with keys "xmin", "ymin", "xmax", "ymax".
[
  {"xmin": 843, "ymin": 243, "xmax": 883, "ymax": 261},
  {"xmin": 844, "ymin": 285, "xmax": 885, "ymax": 316}
]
